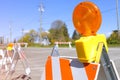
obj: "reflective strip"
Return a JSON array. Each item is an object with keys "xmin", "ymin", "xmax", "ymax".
[
  {"xmin": 51, "ymin": 57, "xmax": 61, "ymax": 80},
  {"xmin": 70, "ymin": 59, "xmax": 88, "ymax": 80}
]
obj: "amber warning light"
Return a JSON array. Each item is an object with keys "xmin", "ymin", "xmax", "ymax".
[{"xmin": 72, "ymin": 1, "xmax": 102, "ymax": 36}]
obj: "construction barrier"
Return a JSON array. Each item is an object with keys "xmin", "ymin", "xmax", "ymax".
[
  {"xmin": 0, "ymin": 43, "xmax": 31, "ymax": 80},
  {"xmin": 41, "ymin": 1, "xmax": 120, "ymax": 80},
  {"xmin": 0, "ymin": 49, "xmax": 4, "ymax": 65},
  {"xmin": 17, "ymin": 43, "xmax": 28, "ymax": 48},
  {"xmin": 54, "ymin": 42, "xmax": 72, "ymax": 48},
  {"xmin": 41, "ymin": 56, "xmax": 100, "ymax": 80}
]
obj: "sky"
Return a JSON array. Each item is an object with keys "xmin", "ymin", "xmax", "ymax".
[{"xmin": 0, "ymin": 0, "xmax": 120, "ymax": 41}]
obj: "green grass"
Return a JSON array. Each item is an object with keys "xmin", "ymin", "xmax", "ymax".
[
  {"xmin": 107, "ymin": 44, "xmax": 120, "ymax": 47},
  {"xmin": 26, "ymin": 43, "xmax": 120, "ymax": 48}
]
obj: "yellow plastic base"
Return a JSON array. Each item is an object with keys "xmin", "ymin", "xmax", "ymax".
[{"xmin": 75, "ymin": 34, "xmax": 108, "ymax": 63}]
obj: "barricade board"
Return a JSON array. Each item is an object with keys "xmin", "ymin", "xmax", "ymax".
[{"xmin": 41, "ymin": 56, "xmax": 100, "ymax": 80}]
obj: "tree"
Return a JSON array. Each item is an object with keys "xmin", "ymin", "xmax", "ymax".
[
  {"xmin": 48, "ymin": 20, "xmax": 70, "ymax": 44},
  {"xmin": 51, "ymin": 20, "xmax": 64, "ymax": 29},
  {"xmin": 72, "ymin": 30, "xmax": 81, "ymax": 40},
  {"xmin": 61, "ymin": 24, "xmax": 69, "ymax": 41},
  {"xmin": 29, "ymin": 29, "xmax": 38, "ymax": 42},
  {"xmin": 18, "ymin": 29, "xmax": 37, "ymax": 44},
  {"xmin": 107, "ymin": 30, "xmax": 120, "ymax": 44}
]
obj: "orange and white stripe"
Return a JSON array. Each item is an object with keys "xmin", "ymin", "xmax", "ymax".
[{"xmin": 41, "ymin": 56, "xmax": 100, "ymax": 80}]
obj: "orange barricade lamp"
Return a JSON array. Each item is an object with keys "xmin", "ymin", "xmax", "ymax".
[
  {"xmin": 72, "ymin": 1, "xmax": 108, "ymax": 63},
  {"xmin": 7, "ymin": 43, "xmax": 14, "ymax": 51}
]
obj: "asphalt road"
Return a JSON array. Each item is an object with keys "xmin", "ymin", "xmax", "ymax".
[{"xmin": 13, "ymin": 47, "xmax": 120, "ymax": 80}]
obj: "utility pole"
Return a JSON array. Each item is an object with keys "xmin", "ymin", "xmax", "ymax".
[
  {"xmin": 38, "ymin": 3, "xmax": 44, "ymax": 44},
  {"xmin": 9, "ymin": 24, "xmax": 12, "ymax": 43},
  {"xmin": 116, "ymin": 0, "xmax": 120, "ymax": 38},
  {"xmin": 22, "ymin": 28, "xmax": 24, "ymax": 42}
]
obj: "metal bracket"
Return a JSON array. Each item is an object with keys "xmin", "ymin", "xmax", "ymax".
[{"xmin": 100, "ymin": 46, "xmax": 119, "ymax": 80}]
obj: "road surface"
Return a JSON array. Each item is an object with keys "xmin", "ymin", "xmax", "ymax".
[{"xmin": 12, "ymin": 47, "xmax": 120, "ymax": 80}]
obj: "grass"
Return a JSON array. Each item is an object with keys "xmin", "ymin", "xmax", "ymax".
[
  {"xmin": 107, "ymin": 44, "xmax": 120, "ymax": 47},
  {"xmin": 26, "ymin": 43, "xmax": 120, "ymax": 48}
]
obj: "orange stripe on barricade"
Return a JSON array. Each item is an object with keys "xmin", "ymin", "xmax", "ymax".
[
  {"xmin": 45, "ymin": 56, "xmax": 53, "ymax": 80},
  {"xmin": 60, "ymin": 58, "xmax": 73, "ymax": 80},
  {"xmin": 84, "ymin": 63, "xmax": 99, "ymax": 80}
]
